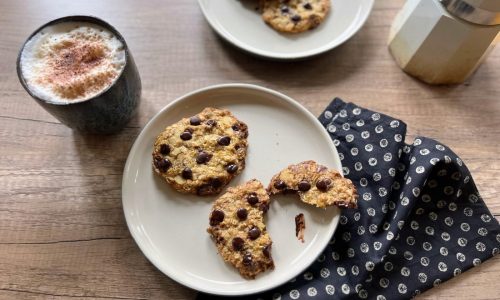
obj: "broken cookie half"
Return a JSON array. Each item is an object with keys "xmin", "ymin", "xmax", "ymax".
[
  {"xmin": 207, "ymin": 179, "xmax": 274, "ymax": 279},
  {"xmin": 268, "ymin": 160, "xmax": 358, "ymax": 209}
]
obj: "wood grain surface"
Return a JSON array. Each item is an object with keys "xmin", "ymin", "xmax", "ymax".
[{"xmin": 0, "ymin": 0, "xmax": 499, "ymax": 299}]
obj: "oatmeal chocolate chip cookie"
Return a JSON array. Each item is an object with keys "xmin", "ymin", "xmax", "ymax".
[
  {"xmin": 260, "ymin": 0, "xmax": 330, "ymax": 33},
  {"xmin": 268, "ymin": 160, "xmax": 358, "ymax": 209},
  {"xmin": 152, "ymin": 107, "xmax": 248, "ymax": 196},
  {"xmin": 207, "ymin": 179, "xmax": 274, "ymax": 279}
]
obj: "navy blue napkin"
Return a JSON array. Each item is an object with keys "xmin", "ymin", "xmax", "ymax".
[{"xmin": 199, "ymin": 98, "xmax": 500, "ymax": 300}]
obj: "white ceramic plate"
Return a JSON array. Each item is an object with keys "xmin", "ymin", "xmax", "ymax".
[
  {"xmin": 122, "ymin": 84, "xmax": 341, "ymax": 295},
  {"xmin": 198, "ymin": 0, "xmax": 374, "ymax": 60}
]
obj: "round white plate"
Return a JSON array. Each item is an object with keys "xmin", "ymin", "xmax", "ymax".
[
  {"xmin": 122, "ymin": 84, "xmax": 341, "ymax": 295},
  {"xmin": 198, "ymin": 0, "xmax": 374, "ymax": 60}
]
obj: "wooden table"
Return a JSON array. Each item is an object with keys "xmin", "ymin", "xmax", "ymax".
[{"xmin": 0, "ymin": 0, "xmax": 498, "ymax": 299}]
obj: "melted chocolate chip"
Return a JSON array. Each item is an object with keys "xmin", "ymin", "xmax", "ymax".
[
  {"xmin": 303, "ymin": 3, "xmax": 312, "ymax": 10},
  {"xmin": 181, "ymin": 167, "xmax": 193, "ymax": 180},
  {"xmin": 196, "ymin": 151, "xmax": 212, "ymax": 164},
  {"xmin": 242, "ymin": 253, "xmax": 253, "ymax": 266},
  {"xmin": 247, "ymin": 193, "xmax": 259, "ymax": 206},
  {"xmin": 263, "ymin": 244, "xmax": 272, "ymax": 258},
  {"xmin": 180, "ymin": 131, "xmax": 192, "ymax": 140},
  {"xmin": 154, "ymin": 156, "xmax": 171, "ymax": 172},
  {"xmin": 197, "ymin": 184, "xmax": 212, "ymax": 196},
  {"xmin": 291, "ymin": 15, "xmax": 301, "ymax": 23},
  {"xmin": 209, "ymin": 210, "xmax": 224, "ymax": 226},
  {"xmin": 259, "ymin": 202, "xmax": 270, "ymax": 213},
  {"xmin": 232, "ymin": 237, "xmax": 244, "ymax": 251},
  {"xmin": 298, "ymin": 180, "xmax": 311, "ymax": 192},
  {"xmin": 217, "ymin": 136, "xmax": 231, "ymax": 146},
  {"xmin": 226, "ymin": 164, "xmax": 239, "ymax": 174},
  {"xmin": 210, "ymin": 178, "xmax": 223, "ymax": 188},
  {"xmin": 316, "ymin": 179, "xmax": 332, "ymax": 192},
  {"xmin": 280, "ymin": 5, "xmax": 290, "ymax": 14},
  {"xmin": 232, "ymin": 124, "xmax": 240, "ymax": 131},
  {"xmin": 159, "ymin": 144, "xmax": 170, "ymax": 155},
  {"xmin": 248, "ymin": 227, "xmax": 261, "ymax": 240},
  {"xmin": 274, "ymin": 180, "xmax": 287, "ymax": 190},
  {"xmin": 190, "ymin": 116, "xmax": 201, "ymax": 126},
  {"xmin": 236, "ymin": 208, "xmax": 248, "ymax": 221},
  {"xmin": 205, "ymin": 119, "xmax": 216, "ymax": 127}
]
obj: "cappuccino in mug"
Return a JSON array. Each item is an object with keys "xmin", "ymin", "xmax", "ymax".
[{"xmin": 20, "ymin": 22, "xmax": 126, "ymax": 103}]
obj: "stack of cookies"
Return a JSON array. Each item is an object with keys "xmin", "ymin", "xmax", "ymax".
[{"xmin": 152, "ymin": 107, "xmax": 357, "ymax": 279}]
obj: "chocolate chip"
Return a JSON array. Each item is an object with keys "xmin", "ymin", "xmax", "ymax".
[
  {"xmin": 159, "ymin": 144, "xmax": 170, "ymax": 155},
  {"xmin": 232, "ymin": 124, "xmax": 240, "ymax": 131},
  {"xmin": 242, "ymin": 253, "xmax": 253, "ymax": 266},
  {"xmin": 298, "ymin": 180, "xmax": 311, "ymax": 192},
  {"xmin": 303, "ymin": 3, "xmax": 312, "ymax": 10},
  {"xmin": 180, "ymin": 131, "xmax": 192, "ymax": 140},
  {"xmin": 185, "ymin": 128, "xmax": 194, "ymax": 134},
  {"xmin": 247, "ymin": 193, "xmax": 259, "ymax": 206},
  {"xmin": 209, "ymin": 210, "xmax": 224, "ymax": 226},
  {"xmin": 263, "ymin": 244, "xmax": 272, "ymax": 258},
  {"xmin": 259, "ymin": 202, "xmax": 269, "ymax": 213},
  {"xmin": 205, "ymin": 119, "xmax": 216, "ymax": 127},
  {"xmin": 232, "ymin": 237, "xmax": 244, "ymax": 251},
  {"xmin": 234, "ymin": 144, "xmax": 241, "ymax": 150},
  {"xmin": 226, "ymin": 164, "xmax": 239, "ymax": 174},
  {"xmin": 211, "ymin": 178, "xmax": 223, "ymax": 188},
  {"xmin": 274, "ymin": 180, "xmax": 287, "ymax": 190},
  {"xmin": 197, "ymin": 184, "xmax": 212, "ymax": 196},
  {"xmin": 236, "ymin": 208, "xmax": 248, "ymax": 220},
  {"xmin": 280, "ymin": 5, "xmax": 289, "ymax": 14},
  {"xmin": 154, "ymin": 155, "xmax": 171, "ymax": 172},
  {"xmin": 248, "ymin": 227, "xmax": 261, "ymax": 240},
  {"xmin": 217, "ymin": 136, "xmax": 231, "ymax": 146},
  {"xmin": 196, "ymin": 151, "xmax": 211, "ymax": 164},
  {"xmin": 181, "ymin": 167, "xmax": 192, "ymax": 180},
  {"xmin": 316, "ymin": 179, "xmax": 332, "ymax": 192},
  {"xmin": 291, "ymin": 15, "xmax": 301, "ymax": 23},
  {"xmin": 190, "ymin": 116, "xmax": 201, "ymax": 126}
]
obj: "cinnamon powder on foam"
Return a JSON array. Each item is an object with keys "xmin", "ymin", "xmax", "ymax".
[
  {"xmin": 20, "ymin": 23, "xmax": 125, "ymax": 102},
  {"xmin": 37, "ymin": 32, "xmax": 118, "ymax": 100}
]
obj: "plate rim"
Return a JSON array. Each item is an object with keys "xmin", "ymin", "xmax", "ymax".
[
  {"xmin": 122, "ymin": 83, "xmax": 342, "ymax": 295},
  {"xmin": 197, "ymin": 0, "xmax": 375, "ymax": 60}
]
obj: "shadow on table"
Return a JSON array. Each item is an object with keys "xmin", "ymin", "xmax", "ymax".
[{"xmin": 204, "ymin": 24, "xmax": 373, "ymax": 87}]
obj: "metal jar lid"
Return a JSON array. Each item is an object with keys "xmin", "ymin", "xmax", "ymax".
[{"xmin": 440, "ymin": 0, "xmax": 500, "ymax": 25}]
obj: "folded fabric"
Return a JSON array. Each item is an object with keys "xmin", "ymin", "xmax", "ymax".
[{"xmin": 199, "ymin": 98, "xmax": 500, "ymax": 300}]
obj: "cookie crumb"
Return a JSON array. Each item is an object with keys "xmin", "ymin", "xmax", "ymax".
[{"xmin": 295, "ymin": 213, "xmax": 305, "ymax": 243}]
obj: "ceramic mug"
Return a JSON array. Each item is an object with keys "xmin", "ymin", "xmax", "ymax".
[{"xmin": 16, "ymin": 15, "xmax": 142, "ymax": 134}]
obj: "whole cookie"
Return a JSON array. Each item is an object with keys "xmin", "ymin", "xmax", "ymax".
[
  {"xmin": 260, "ymin": 0, "xmax": 330, "ymax": 33},
  {"xmin": 152, "ymin": 107, "xmax": 248, "ymax": 196},
  {"xmin": 268, "ymin": 160, "xmax": 358, "ymax": 209},
  {"xmin": 207, "ymin": 179, "xmax": 274, "ymax": 279}
]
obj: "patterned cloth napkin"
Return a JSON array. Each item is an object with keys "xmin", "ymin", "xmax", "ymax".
[{"xmin": 199, "ymin": 98, "xmax": 500, "ymax": 300}]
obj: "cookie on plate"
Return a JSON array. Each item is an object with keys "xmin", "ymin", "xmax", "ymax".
[
  {"xmin": 268, "ymin": 160, "xmax": 358, "ymax": 209},
  {"xmin": 207, "ymin": 179, "xmax": 274, "ymax": 279},
  {"xmin": 152, "ymin": 107, "xmax": 248, "ymax": 196},
  {"xmin": 260, "ymin": 0, "xmax": 330, "ymax": 33}
]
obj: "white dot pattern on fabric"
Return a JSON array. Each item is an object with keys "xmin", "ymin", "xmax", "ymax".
[{"xmin": 249, "ymin": 101, "xmax": 500, "ymax": 300}]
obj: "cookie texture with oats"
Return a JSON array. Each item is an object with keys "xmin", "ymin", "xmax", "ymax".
[
  {"xmin": 260, "ymin": 0, "xmax": 330, "ymax": 33},
  {"xmin": 207, "ymin": 179, "xmax": 274, "ymax": 279},
  {"xmin": 152, "ymin": 107, "xmax": 248, "ymax": 196},
  {"xmin": 268, "ymin": 160, "xmax": 358, "ymax": 209}
]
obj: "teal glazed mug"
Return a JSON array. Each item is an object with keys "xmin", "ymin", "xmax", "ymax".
[{"xmin": 16, "ymin": 15, "xmax": 141, "ymax": 134}]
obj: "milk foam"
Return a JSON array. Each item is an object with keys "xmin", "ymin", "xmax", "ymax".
[{"xmin": 20, "ymin": 22, "xmax": 126, "ymax": 103}]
